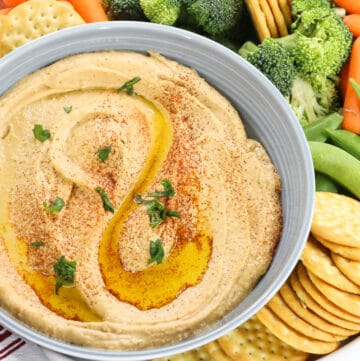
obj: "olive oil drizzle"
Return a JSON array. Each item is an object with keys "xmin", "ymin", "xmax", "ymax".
[
  {"xmin": 1, "ymin": 225, "xmax": 101, "ymax": 322},
  {"xmin": 99, "ymin": 98, "xmax": 212, "ymax": 310}
]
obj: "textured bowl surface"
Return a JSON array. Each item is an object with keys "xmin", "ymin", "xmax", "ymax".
[{"xmin": 0, "ymin": 21, "xmax": 314, "ymax": 361}]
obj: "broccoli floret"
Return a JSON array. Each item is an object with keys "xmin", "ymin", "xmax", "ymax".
[
  {"xmin": 238, "ymin": 39, "xmax": 296, "ymax": 96},
  {"xmin": 275, "ymin": 8, "xmax": 352, "ymax": 85},
  {"xmin": 277, "ymin": 31, "xmax": 324, "ymax": 76},
  {"xmin": 288, "ymin": 76, "xmax": 339, "ymax": 126},
  {"xmin": 140, "ymin": 0, "xmax": 181, "ymax": 25},
  {"xmin": 288, "ymin": 8, "xmax": 351, "ymax": 78},
  {"xmin": 316, "ymin": 76, "xmax": 340, "ymax": 111},
  {"xmin": 104, "ymin": 0, "xmax": 145, "ymax": 20},
  {"xmin": 291, "ymin": 0, "xmax": 330, "ymax": 17},
  {"xmin": 289, "ymin": 77, "xmax": 327, "ymax": 126},
  {"xmin": 187, "ymin": 0, "xmax": 243, "ymax": 36}
]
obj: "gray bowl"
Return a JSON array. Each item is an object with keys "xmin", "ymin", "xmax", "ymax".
[{"xmin": 0, "ymin": 22, "xmax": 314, "ymax": 361}]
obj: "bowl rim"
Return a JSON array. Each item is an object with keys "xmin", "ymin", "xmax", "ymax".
[{"xmin": 0, "ymin": 21, "xmax": 315, "ymax": 361}]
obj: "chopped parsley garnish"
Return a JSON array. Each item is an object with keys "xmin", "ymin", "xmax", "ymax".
[
  {"xmin": 30, "ymin": 241, "xmax": 45, "ymax": 248},
  {"xmin": 148, "ymin": 239, "xmax": 164, "ymax": 265},
  {"xmin": 148, "ymin": 179, "xmax": 175, "ymax": 198},
  {"xmin": 63, "ymin": 105, "xmax": 73, "ymax": 114},
  {"xmin": 53, "ymin": 255, "xmax": 76, "ymax": 294},
  {"xmin": 134, "ymin": 179, "xmax": 180, "ymax": 228},
  {"xmin": 118, "ymin": 76, "xmax": 141, "ymax": 95},
  {"xmin": 32, "ymin": 124, "xmax": 51, "ymax": 142},
  {"xmin": 43, "ymin": 197, "xmax": 65, "ymax": 215},
  {"xmin": 134, "ymin": 195, "xmax": 180, "ymax": 228},
  {"xmin": 96, "ymin": 146, "xmax": 111, "ymax": 162},
  {"xmin": 95, "ymin": 186, "xmax": 114, "ymax": 213}
]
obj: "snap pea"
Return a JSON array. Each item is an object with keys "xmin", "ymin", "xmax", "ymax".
[
  {"xmin": 325, "ymin": 129, "xmax": 360, "ymax": 161},
  {"xmin": 315, "ymin": 172, "xmax": 338, "ymax": 193},
  {"xmin": 302, "ymin": 113, "xmax": 343, "ymax": 142},
  {"xmin": 309, "ymin": 141, "xmax": 360, "ymax": 199}
]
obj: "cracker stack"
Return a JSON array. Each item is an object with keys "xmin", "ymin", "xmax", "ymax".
[
  {"xmin": 257, "ymin": 192, "xmax": 360, "ymax": 356},
  {"xmin": 244, "ymin": 0, "xmax": 292, "ymax": 41},
  {"xmin": 0, "ymin": 0, "xmax": 84, "ymax": 57},
  {"xmin": 152, "ymin": 192, "xmax": 360, "ymax": 360},
  {"xmin": 153, "ymin": 316, "xmax": 307, "ymax": 361}
]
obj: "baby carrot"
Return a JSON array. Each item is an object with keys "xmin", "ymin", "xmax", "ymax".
[
  {"xmin": 3, "ymin": 0, "xmax": 26, "ymax": 7},
  {"xmin": 340, "ymin": 63, "xmax": 350, "ymax": 99},
  {"xmin": 66, "ymin": 0, "xmax": 108, "ymax": 23},
  {"xmin": 342, "ymin": 37, "xmax": 360, "ymax": 134},
  {"xmin": 0, "ymin": 7, "xmax": 11, "ymax": 14},
  {"xmin": 344, "ymin": 14, "xmax": 360, "ymax": 37},
  {"xmin": 334, "ymin": 0, "xmax": 360, "ymax": 15}
]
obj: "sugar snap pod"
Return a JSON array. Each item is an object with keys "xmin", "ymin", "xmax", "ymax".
[{"xmin": 309, "ymin": 141, "xmax": 360, "ymax": 199}]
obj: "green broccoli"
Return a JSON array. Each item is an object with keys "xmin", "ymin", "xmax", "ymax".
[
  {"xmin": 103, "ymin": 0, "xmax": 145, "ymax": 20},
  {"xmin": 187, "ymin": 0, "xmax": 243, "ymax": 36},
  {"xmin": 316, "ymin": 76, "xmax": 340, "ymax": 111},
  {"xmin": 288, "ymin": 76, "xmax": 339, "ymax": 126},
  {"xmin": 238, "ymin": 39, "xmax": 296, "ymax": 96},
  {"xmin": 291, "ymin": 0, "xmax": 330, "ymax": 17},
  {"xmin": 140, "ymin": 0, "xmax": 181, "ymax": 25},
  {"xmin": 276, "ymin": 8, "xmax": 352, "ymax": 83}
]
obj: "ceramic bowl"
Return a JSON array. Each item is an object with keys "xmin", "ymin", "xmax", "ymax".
[{"xmin": 0, "ymin": 21, "xmax": 314, "ymax": 361}]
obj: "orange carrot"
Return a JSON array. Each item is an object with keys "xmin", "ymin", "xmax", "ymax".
[
  {"xmin": 3, "ymin": 0, "xmax": 27, "ymax": 7},
  {"xmin": 334, "ymin": 0, "xmax": 360, "ymax": 15},
  {"xmin": 66, "ymin": 0, "xmax": 108, "ymax": 23},
  {"xmin": 340, "ymin": 62, "xmax": 350, "ymax": 99},
  {"xmin": 344, "ymin": 15, "xmax": 360, "ymax": 37},
  {"xmin": 0, "ymin": 7, "xmax": 11, "ymax": 14},
  {"xmin": 342, "ymin": 38, "xmax": 360, "ymax": 134}
]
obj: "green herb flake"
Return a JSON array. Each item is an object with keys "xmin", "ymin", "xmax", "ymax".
[
  {"xmin": 53, "ymin": 255, "xmax": 76, "ymax": 294},
  {"xmin": 96, "ymin": 146, "xmax": 111, "ymax": 162},
  {"xmin": 134, "ymin": 194, "xmax": 180, "ymax": 228},
  {"xmin": 32, "ymin": 124, "xmax": 51, "ymax": 142},
  {"xmin": 30, "ymin": 241, "xmax": 45, "ymax": 248},
  {"xmin": 148, "ymin": 179, "xmax": 175, "ymax": 198},
  {"xmin": 63, "ymin": 105, "xmax": 73, "ymax": 114},
  {"xmin": 147, "ymin": 239, "xmax": 164, "ymax": 265},
  {"xmin": 95, "ymin": 186, "xmax": 114, "ymax": 213},
  {"xmin": 350, "ymin": 78, "xmax": 360, "ymax": 99},
  {"xmin": 118, "ymin": 76, "xmax": 141, "ymax": 95},
  {"xmin": 43, "ymin": 197, "xmax": 65, "ymax": 215}
]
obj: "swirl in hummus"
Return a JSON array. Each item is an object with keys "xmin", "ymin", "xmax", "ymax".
[{"xmin": 0, "ymin": 51, "xmax": 282, "ymax": 350}]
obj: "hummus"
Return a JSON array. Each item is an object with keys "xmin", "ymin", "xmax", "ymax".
[{"xmin": 0, "ymin": 51, "xmax": 282, "ymax": 350}]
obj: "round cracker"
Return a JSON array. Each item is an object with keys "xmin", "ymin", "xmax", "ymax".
[
  {"xmin": 297, "ymin": 263, "xmax": 360, "ymax": 323},
  {"xmin": 0, "ymin": 0, "xmax": 84, "ymax": 57},
  {"xmin": 267, "ymin": 0, "xmax": 288, "ymax": 36},
  {"xmin": 312, "ymin": 192, "xmax": 360, "ymax": 248},
  {"xmin": 279, "ymin": 280, "xmax": 356, "ymax": 336},
  {"xmin": 267, "ymin": 293, "xmax": 347, "ymax": 342},
  {"xmin": 308, "ymin": 270, "xmax": 360, "ymax": 317},
  {"xmin": 315, "ymin": 234, "xmax": 360, "ymax": 262},
  {"xmin": 258, "ymin": 0, "xmax": 279, "ymax": 37},
  {"xmin": 218, "ymin": 316, "xmax": 308, "ymax": 361},
  {"xmin": 256, "ymin": 307, "xmax": 340, "ymax": 354},
  {"xmin": 204, "ymin": 341, "xmax": 233, "ymax": 361},
  {"xmin": 194, "ymin": 346, "xmax": 213, "ymax": 361},
  {"xmin": 290, "ymin": 270, "xmax": 360, "ymax": 331},
  {"xmin": 152, "ymin": 349, "xmax": 206, "ymax": 361},
  {"xmin": 332, "ymin": 253, "xmax": 360, "ymax": 287},
  {"xmin": 245, "ymin": 0, "xmax": 271, "ymax": 41},
  {"xmin": 300, "ymin": 237, "xmax": 360, "ymax": 294}
]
